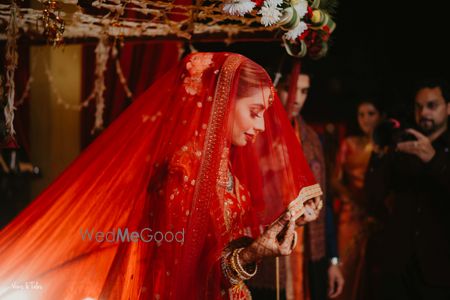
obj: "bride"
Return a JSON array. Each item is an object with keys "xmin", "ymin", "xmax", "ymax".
[{"xmin": 0, "ymin": 52, "xmax": 322, "ymax": 300}]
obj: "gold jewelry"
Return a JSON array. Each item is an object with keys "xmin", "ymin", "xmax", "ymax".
[
  {"xmin": 221, "ymin": 250, "xmax": 241, "ymax": 285},
  {"xmin": 226, "ymin": 169, "xmax": 234, "ymax": 192},
  {"xmin": 230, "ymin": 248, "xmax": 248, "ymax": 280},
  {"xmin": 231, "ymin": 248, "xmax": 257, "ymax": 280},
  {"xmin": 252, "ymin": 134, "xmax": 258, "ymax": 144}
]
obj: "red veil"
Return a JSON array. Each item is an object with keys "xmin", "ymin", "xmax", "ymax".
[{"xmin": 0, "ymin": 52, "xmax": 321, "ymax": 299}]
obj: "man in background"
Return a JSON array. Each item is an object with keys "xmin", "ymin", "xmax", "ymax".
[
  {"xmin": 365, "ymin": 78, "xmax": 450, "ymax": 300},
  {"xmin": 249, "ymin": 69, "xmax": 344, "ymax": 300}
]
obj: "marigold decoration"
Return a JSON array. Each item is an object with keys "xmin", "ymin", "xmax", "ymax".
[{"xmin": 222, "ymin": 0, "xmax": 336, "ymax": 58}]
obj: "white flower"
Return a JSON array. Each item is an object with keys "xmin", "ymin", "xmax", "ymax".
[
  {"xmin": 284, "ymin": 20, "xmax": 307, "ymax": 40},
  {"xmin": 293, "ymin": 0, "xmax": 308, "ymax": 18},
  {"xmin": 259, "ymin": 4, "xmax": 282, "ymax": 26},
  {"xmin": 223, "ymin": 0, "xmax": 256, "ymax": 16}
]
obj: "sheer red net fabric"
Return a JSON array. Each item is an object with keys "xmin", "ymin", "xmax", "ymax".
[{"xmin": 0, "ymin": 52, "xmax": 321, "ymax": 299}]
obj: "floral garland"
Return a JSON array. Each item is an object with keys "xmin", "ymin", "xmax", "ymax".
[
  {"xmin": 89, "ymin": 31, "xmax": 110, "ymax": 133},
  {"xmin": 222, "ymin": 0, "xmax": 336, "ymax": 58},
  {"xmin": 0, "ymin": 76, "xmax": 8, "ymax": 146},
  {"xmin": 4, "ymin": 1, "xmax": 19, "ymax": 138}
]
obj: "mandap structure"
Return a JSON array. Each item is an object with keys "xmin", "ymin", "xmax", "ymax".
[{"xmin": 0, "ymin": 0, "xmax": 336, "ymax": 145}]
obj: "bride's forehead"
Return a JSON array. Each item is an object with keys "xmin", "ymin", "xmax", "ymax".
[
  {"xmin": 245, "ymin": 86, "xmax": 271, "ymax": 98},
  {"xmin": 243, "ymin": 86, "xmax": 272, "ymax": 108}
]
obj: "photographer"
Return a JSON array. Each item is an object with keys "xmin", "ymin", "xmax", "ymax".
[{"xmin": 365, "ymin": 79, "xmax": 450, "ymax": 300}]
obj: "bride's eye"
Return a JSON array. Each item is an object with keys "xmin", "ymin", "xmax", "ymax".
[{"xmin": 251, "ymin": 110, "xmax": 263, "ymax": 118}]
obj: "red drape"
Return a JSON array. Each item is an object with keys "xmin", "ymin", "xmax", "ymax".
[
  {"xmin": 81, "ymin": 41, "xmax": 181, "ymax": 148},
  {"xmin": 80, "ymin": 0, "xmax": 191, "ymax": 147}
]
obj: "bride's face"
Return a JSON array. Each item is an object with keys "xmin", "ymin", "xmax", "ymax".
[{"xmin": 230, "ymin": 86, "xmax": 271, "ymax": 146}]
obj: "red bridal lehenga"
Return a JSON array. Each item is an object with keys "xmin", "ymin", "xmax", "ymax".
[{"xmin": 0, "ymin": 52, "xmax": 322, "ymax": 300}]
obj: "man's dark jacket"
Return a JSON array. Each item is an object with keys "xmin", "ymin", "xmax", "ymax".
[{"xmin": 365, "ymin": 128, "xmax": 450, "ymax": 287}]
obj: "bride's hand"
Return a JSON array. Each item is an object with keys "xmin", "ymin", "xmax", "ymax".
[
  {"xmin": 296, "ymin": 196, "xmax": 323, "ymax": 226},
  {"xmin": 238, "ymin": 211, "xmax": 296, "ymax": 266}
]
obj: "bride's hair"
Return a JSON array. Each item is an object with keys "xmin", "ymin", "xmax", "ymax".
[{"xmin": 236, "ymin": 60, "xmax": 273, "ymax": 103}]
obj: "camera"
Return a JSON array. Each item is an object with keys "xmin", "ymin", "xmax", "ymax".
[{"xmin": 373, "ymin": 118, "xmax": 417, "ymax": 148}]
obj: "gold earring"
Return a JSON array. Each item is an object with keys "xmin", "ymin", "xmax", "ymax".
[{"xmin": 252, "ymin": 134, "xmax": 258, "ymax": 144}]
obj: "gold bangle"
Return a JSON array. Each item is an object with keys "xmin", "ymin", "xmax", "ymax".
[
  {"xmin": 231, "ymin": 248, "xmax": 257, "ymax": 280},
  {"xmin": 230, "ymin": 249, "xmax": 247, "ymax": 280},
  {"xmin": 221, "ymin": 250, "xmax": 241, "ymax": 285}
]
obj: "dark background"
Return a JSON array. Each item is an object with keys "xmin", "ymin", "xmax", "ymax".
[{"xmin": 195, "ymin": 0, "xmax": 450, "ymax": 129}]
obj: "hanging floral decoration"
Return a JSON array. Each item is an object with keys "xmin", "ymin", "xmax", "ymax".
[
  {"xmin": 0, "ymin": 76, "xmax": 8, "ymax": 147},
  {"xmin": 85, "ymin": 31, "xmax": 110, "ymax": 133},
  {"xmin": 40, "ymin": 0, "xmax": 65, "ymax": 46},
  {"xmin": 3, "ymin": 1, "xmax": 19, "ymax": 146},
  {"xmin": 222, "ymin": 0, "xmax": 336, "ymax": 58},
  {"xmin": 111, "ymin": 39, "xmax": 133, "ymax": 100},
  {"xmin": 0, "ymin": 0, "xmax": 337, "ymax": 141}
]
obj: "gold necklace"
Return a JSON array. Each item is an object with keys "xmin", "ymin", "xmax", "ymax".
[{"xmin": 226, "ymin": 169, "xmax": 234, "ymax": 192}]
